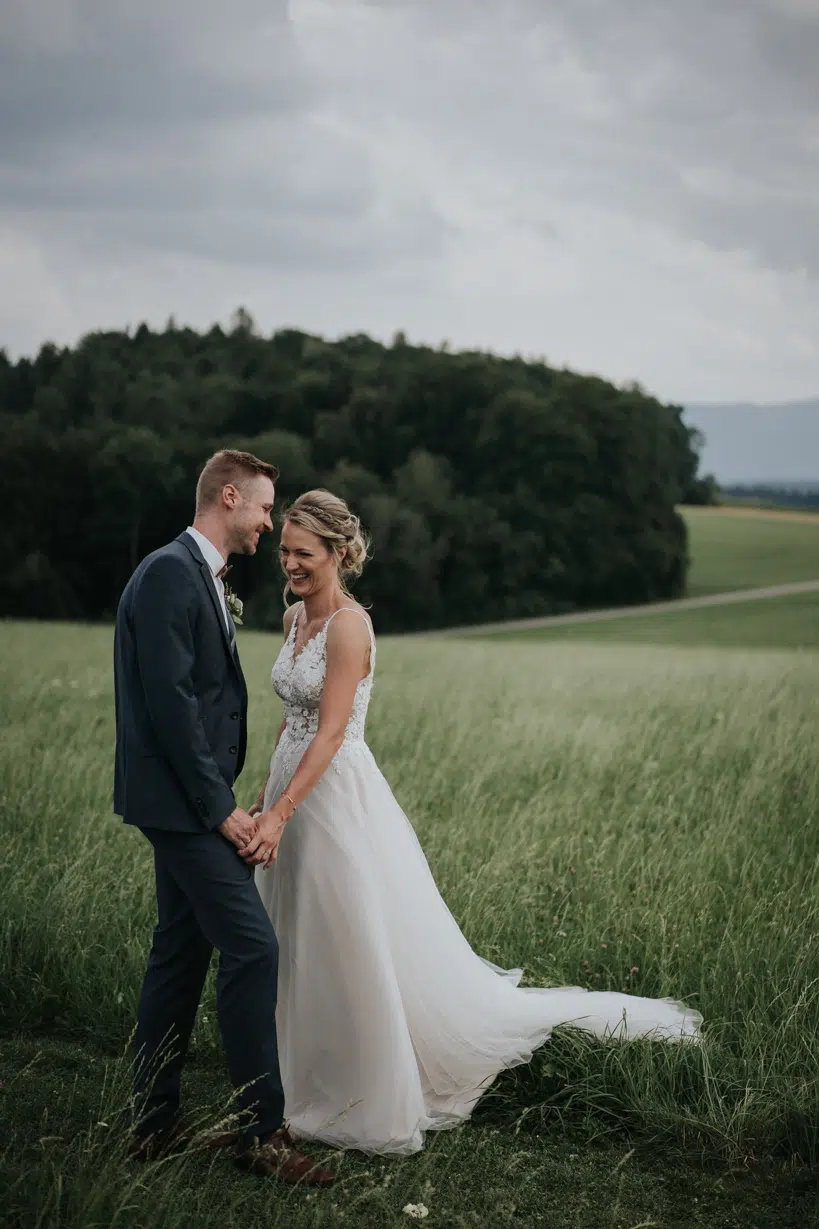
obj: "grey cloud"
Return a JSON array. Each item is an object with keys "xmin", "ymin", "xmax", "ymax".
[
  {"xmin": 4, "ymin": 0, "xmax": 815, "ymax": 278},
  {"xmin": 358, "ymin": 0, "xmax": 819, "ymax": 275},
  {"xmin": 21, "ymin": 197, "xmax": 448, "ymax": 272},
  {"xmin": 537, "ymin": 0, "xmax": 819, "ymax": 272},
  {"xmin": 1, "ymin": 121, "xmax": 373, "ymax": 218},
  {"xmin": 1, "ymin": 0, "xmax": 818, "ymax": 403},
  {"xmin": 0, "ymin": 0, "xmax": 303, "ymax": 154},
  {"xmin": 0, "ymin": 0, "xmax": 450, "ymax": 272}
]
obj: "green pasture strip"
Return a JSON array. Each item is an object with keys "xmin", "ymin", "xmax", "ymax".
[
  {"xmin": 1, "ymin": 623, "xmax": 818, "ymax": 1225},
  {"xmin": 682, "ymin": 507, "xmax": 819, "ymax": 596},
  {"xmin": 484, "ymin": 590, "xmax": 819, "ymax": 650}
]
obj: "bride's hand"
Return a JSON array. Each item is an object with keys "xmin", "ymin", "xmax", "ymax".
[
  {"xmin": 248, "ymin": 797, "xmax": 265, "ymax": 818},
  {"xmin": 239, "ymin": 805, "xmax": 288, "ymax": 869}
]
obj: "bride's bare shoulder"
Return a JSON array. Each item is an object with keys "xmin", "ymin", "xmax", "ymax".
[
  {"xmin": 325, "ymin": 605, "xmax": 374, "ymax": 657},
  {"xmin": 331, "ymin": 603, "xmax": 373, "ymax": 633}
]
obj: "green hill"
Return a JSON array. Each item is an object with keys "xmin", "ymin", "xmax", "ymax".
[{"xmin": 684, "ymin": 507, "xmax": 819, "ymax": 595}]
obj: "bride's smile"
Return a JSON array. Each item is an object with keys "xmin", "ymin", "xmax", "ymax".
[{"xmin": 280, "ymin": 517, "xmax": 346, "ymax": 604}]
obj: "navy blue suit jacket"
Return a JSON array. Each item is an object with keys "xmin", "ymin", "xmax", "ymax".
[{"xmin": 113, "ymin": 532, "xmax": 248, "ymax": 832}]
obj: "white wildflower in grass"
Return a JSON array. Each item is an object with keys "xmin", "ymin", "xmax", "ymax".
[{"xmin": 402, "ymin": 1204, "xmax": 429, "ymax": 1220}]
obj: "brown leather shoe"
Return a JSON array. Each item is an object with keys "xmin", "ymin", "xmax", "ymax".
[{"xmin": 235, "ymin": 1127, "xmax": 335, "ymax": 1187}]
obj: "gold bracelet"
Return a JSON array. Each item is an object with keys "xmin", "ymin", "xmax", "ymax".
[{"xmin": 283, "ymin": 790, "xmax": 297, "ymax": 812}]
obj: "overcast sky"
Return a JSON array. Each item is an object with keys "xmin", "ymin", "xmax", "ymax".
[{"xmin": 2, "ymin": 0, "xmax": 818, "ymax": 404}]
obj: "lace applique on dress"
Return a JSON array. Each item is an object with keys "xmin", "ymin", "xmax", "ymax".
[{"xmin": 270, "ymin": 605, "xmax": 375, "ymax": 782}]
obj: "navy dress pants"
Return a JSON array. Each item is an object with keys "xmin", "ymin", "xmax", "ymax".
[{"xmin": 133, "ymin": 828, "xmax": 285, "ymax": 1148}]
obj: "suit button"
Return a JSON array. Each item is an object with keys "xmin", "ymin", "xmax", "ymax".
[
  {"xmin": 230, "ymin": 712, "xmax": 239, "ymax": 720},
  {"xmin": 229, "ymin": 745, "xmax": 238, "ymax": 755}
]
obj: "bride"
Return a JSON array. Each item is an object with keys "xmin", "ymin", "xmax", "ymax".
[{"xmin": 240, "ymin": 490, "xmax": 702, "ymax": 1156}]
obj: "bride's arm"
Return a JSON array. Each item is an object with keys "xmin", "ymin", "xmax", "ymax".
[
  {"xmin": 248, "ymin": 605, "xmax": 301, "ymax": 817},
  {"xmin": 240, "ymin": 610, "xmax": 371, "ymax": 867}
]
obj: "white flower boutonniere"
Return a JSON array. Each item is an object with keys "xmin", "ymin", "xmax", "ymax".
[{"xmin": 225, "ymin": 585, "xmax": 243, "ymax": 626}]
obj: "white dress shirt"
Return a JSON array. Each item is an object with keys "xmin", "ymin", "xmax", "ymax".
[{"xmin": 185, "ymin": 526, "xmax": 232, "ymax": 637}]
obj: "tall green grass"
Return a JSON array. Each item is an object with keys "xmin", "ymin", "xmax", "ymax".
[{"xmin": 2, "ymin": 621, "xmax": 818, "ymax": 1226}]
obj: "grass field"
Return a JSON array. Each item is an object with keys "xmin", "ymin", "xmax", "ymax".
[
  {"xmin": 2, "ymin": 613, "xmax": 819, "ymax": 1228},
  {"xmin": 490, "ymin": 589, "xmax": 819, "ymax": 650},
  {"xmin": 683, "ymin": 507, "xmax": 819, "ymax": 596}
]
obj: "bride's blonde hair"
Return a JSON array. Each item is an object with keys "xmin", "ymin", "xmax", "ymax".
[{"xmin": 282, "ymin": 489, "xmax": 371, "ymax": 604}]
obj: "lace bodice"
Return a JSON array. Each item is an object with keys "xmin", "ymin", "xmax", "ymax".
[{"xmin": 270, "ymin": 605, "xmax": 375, "ymax": 779}]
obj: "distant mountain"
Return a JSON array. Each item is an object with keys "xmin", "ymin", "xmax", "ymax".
[{"xmin": 683, "ymin": 399, "xmax": 819, "ymax": 485}]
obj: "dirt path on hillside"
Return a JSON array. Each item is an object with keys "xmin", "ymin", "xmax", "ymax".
[
  {"xmin": 429, "ymin": 578, "xmax": 819, "ymax": 638},
  {"xmin": 685, "ymin": 506, "xmax": 819, "ymax": 525}
]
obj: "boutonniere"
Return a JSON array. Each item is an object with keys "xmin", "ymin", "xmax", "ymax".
[{"xmin": 224, "ymin": 584, "xmax": 243, "ymax": 626}]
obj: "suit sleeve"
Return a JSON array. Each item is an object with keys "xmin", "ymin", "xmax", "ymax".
[{"xmin": 131, "ymin": 554, "xmax": 236, "ymax": 829}]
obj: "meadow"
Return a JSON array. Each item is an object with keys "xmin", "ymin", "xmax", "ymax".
[
  {"xmin": 682, "ymin": 506, "xmax": 819, "ymax": 596},
  {"xmin": 2, "ymin": 508, "xmax": 819, "ymax": 1228},
  {"xmin": 490, "ymin": 589, "xmax": 819, "ymax": 650}
]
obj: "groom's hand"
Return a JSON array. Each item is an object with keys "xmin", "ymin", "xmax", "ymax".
[
  {"xmin": 218, "ymin": 806, "xmax": 257, "ymax": 850},
  {"xmin": 239, "ymin": 807, "xmax": 287, "ymax": 870}
]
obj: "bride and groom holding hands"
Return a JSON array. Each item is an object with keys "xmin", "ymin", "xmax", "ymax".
[{"xmin": 113, "ymin": 448, "xmax": 701, "ymax": 1188}]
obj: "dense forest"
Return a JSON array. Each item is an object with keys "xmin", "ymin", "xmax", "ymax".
[{"xmin": 1, "ymin": 313, "xmax": 707, "ymax": 632}]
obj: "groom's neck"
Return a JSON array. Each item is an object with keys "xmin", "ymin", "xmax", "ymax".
[{"xmin": 192, "ymin": 516, "xmax": 231, "ymax": 564}]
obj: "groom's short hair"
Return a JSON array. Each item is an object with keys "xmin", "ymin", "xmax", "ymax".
[{"xmin": 195, "ymin": 449, "xmax": 279, "ymax": 514}]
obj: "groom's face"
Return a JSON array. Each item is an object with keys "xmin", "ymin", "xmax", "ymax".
[{"xmin": 229, "ymin": 475, "xmax": 276, "ymax": 555}]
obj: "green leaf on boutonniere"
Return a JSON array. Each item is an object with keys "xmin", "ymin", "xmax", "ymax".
[{"xmin": 225, "ymin": 586, "xmax": 243, "ymax": 626}]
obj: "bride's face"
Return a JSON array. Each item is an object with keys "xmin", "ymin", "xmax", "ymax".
[{"xmin": 280, "ymin": 520, "xmax": 344, "ymax": 600}]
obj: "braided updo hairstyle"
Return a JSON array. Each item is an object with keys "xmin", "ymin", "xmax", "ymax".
[{"xmin": 282, "ymin": 489, "xmax": 371, "ymax": 604}]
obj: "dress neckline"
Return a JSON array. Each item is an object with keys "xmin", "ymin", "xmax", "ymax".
[{"xmin": 289, "ymin": 604, "xmax": 350, "ymax": 663}]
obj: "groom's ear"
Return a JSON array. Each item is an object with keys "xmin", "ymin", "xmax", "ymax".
[{"xmin": 222, "ymin": 483, "xmax": 240, "ymax": 510}]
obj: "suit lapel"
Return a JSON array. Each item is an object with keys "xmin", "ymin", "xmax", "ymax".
[
  {"xmin": 201, "ymin": 561, "xmax": 237, "ymax": 658},
  {"xmin": 177, "ymin": 533, "xmax": 243, "ymax": 682}
]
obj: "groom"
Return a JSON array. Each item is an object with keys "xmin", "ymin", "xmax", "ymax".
[{"xmin": 113, "ymin": 449, "xmax": 333, "ymax": 1187}]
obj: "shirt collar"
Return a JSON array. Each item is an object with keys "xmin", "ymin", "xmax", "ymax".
[{"xmin": 185, "ymin": 526, "xmax": 227, "ymax": 579}]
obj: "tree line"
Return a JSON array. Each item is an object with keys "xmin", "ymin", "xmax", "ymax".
[
  {"xmin": 1, "ymin": 313, "xmax": 708, "ymax": 632},
  {"xmin": 721, "ymin": 484, "xmax": 819, "ymax": 511}
]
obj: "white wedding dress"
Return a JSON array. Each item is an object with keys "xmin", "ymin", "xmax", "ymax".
[{"xmin": 256, "ymin": 607, "xmax": 701, "ymax": 1155}]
